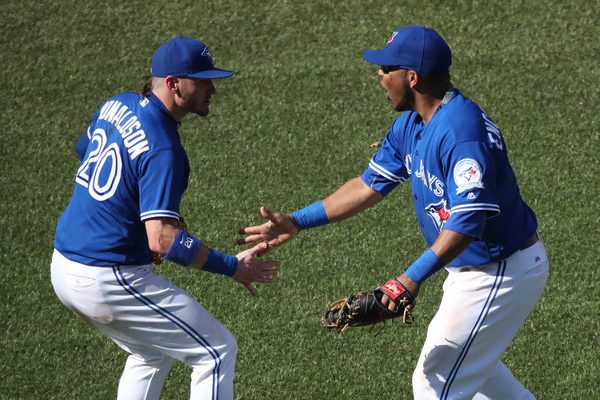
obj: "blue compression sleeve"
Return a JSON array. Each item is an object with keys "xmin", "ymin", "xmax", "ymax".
[
  {"xmin": 405, "ymin": 249, "xmax": 446, "ymax": 283},
  {"xmin": 291, "ymin": 200, "xmax": 331, "ymax": 230}
]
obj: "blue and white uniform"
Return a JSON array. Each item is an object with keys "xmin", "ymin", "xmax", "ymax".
[
  {"xmin": 362, "ymin": 89, "xmax": 549, "ymax": 399},
  {"xmin": 51, "ymin": 92, "xmax": 237, "ymax": 400},
  {"xmin": 56, "ymin": 92, "xmax": 189, "ymax": 265},
  {"xmin": 362, "ymin": 89, "xmax": 538, "ymax": 266}
]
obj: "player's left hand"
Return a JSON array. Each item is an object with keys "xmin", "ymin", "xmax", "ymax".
[
  {"xmin": 233, "ymin": 242, "xmax": 280, "ymax": 296},
  {"xmin": 321, "ymin": 277, "xmax": 417, "ymax": 331},
  {"xmin": 380, "ymin": 273, "xmax": 421, "ymax": 312}
]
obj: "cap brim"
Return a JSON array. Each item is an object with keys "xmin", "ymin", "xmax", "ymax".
[
  {"xmin": 187, "ymin": 68, "xmax": 235, "ymax": 79},
  {"xmin": 362, "ymin": 49, "xmax": 400, "ymax": 66}
]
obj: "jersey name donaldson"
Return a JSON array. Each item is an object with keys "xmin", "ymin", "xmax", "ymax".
[
  {"xmin": 361, "ymin": 89, "xmax": 537, "ymax": 266},
  {"xmin": 55, "ymin": 92, "xmax": 190, "ymax": 266}
]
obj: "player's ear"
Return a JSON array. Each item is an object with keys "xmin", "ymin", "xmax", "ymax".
[
  {"xmin": 165, "ymin": 76, "xmax": 179, "ymax": 93},
  {"xmin": 407, "ymin": 70, "xmax": 419, "ymax": 89}
]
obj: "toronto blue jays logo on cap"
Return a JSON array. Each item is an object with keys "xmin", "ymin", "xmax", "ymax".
[
  {"xmin": 363, "ymin": 26, "xmax": 452, "ymax": 77},
  {"xmin": 201, "ymin": 46, "xmax": 213, "ymax": 63},
  {"xmin": 425, "ymin": 200, "xmax": 450, "ymax": 231},
  {"xmin": 150, "ymin": 37, "xmax": 234, "ymax": 79},
  {"xmin": 387, "ymin": 31, "xmax": 398, "ymax": 44}
]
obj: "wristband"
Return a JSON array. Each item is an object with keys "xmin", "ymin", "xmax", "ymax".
[
  {"xmin": 164, "ymin": 230, "xmax": 201, "ymax": 266},
  {"xmin": 405, "ymin": 249, "xmax": 445, "ymax": 284},
  {"xmin": 202, "ymin": 249, "xmax": 238, "ymax": 277},
  {"xmin": 290, "ymin": 200, "xmax": 331, "ymax": 230}
]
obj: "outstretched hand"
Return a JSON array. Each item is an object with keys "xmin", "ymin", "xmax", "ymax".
[
  {"xmin": 233, "ymin": 242, "xmax": 280, "ymax": 296},
  {"xmin": 237, "ymin": 206, "xmax": 299, "ymax": 249}
]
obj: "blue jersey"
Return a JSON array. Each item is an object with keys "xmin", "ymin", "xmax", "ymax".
[
  {"xmin": 361, "ymin": 89, "xmax": 537, "ymax": 267},
  {"xmin": 55, "ymin": 92, "xmax": 190, "ymax": 266}
]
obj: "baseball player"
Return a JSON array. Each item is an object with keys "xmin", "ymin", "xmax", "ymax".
[
  {"xmin": 239, "ymin": 26, "xmax": 548, "ymax": 399},
  {"xmin": 51, "ymin": 36, "xmax": 279, "ymax": 400}
]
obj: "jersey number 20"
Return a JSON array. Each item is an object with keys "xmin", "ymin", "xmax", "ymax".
[{"xmin": 75, "ymin": 128, "xmax": 122, "ymax": 201}]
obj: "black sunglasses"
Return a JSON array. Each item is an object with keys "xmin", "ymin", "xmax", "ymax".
[{"xmin": 380, "ymin": 65, "xmax": 403, "ymax": 74}]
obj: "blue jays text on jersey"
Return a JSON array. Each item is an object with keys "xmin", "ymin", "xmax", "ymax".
[
  {"xmin": 55, "ymin": 92, "xmax": 190, "ymax": 266},
  {"xmin": 361, "ymin": 89, "xmax": 537, "ymax": 267}
]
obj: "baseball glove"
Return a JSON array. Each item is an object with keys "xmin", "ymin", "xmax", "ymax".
[
  {"xmin": 321, "ymin": 278, "xmax": 416, "ymax": 332},
  {"xmin": 152, "ymin": 217, "xmax": 189, "ymax": 265}
]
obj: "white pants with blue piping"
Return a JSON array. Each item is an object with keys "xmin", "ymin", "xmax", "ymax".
[
  {"xmin": 412, "ymin": 240, "xmax": 549, "ymax": 400},
  {"xmin": 51, "ymin": 249, "xmax": 236, "ymax": 400}
]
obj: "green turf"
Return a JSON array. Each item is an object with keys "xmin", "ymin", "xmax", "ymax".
[{"xmin": 1, "ymin": 0, "xmax": 599, "ymax": 399}]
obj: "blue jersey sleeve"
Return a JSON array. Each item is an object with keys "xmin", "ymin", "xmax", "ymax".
[
  {"xmin": 74, "ymin": 109, "xmax": 100, "ymax": 162},
  {"xmin": 444, "ymin": 209, "xmax": 487, "ymax": 238},
  {"xmin": 360, "ymin": 126, "xmax": 409, "ymax": 196},
  {"xmin": 138, "ymin": 149, "xmax": 189, "ymax": 221},
  {"xmin": 74, "ymin": 130, "xmax": 90, "ymax": 162},
  {"xmin": 443, "ymin": 140, "xmax": 501, "ymax": 224}
]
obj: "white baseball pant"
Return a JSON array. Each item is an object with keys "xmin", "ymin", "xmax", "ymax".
[
  {"xmin": 51, "ymin": 249, "xmax": 237, "ymax": 400},
  {"xmin": 412, "ymin": 239, "xmax": 549, "ymax": 399}
]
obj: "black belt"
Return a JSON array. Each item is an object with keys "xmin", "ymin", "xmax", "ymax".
[{"xmin": 519, "ymin": 232, "xmax": 539, "ymax": 250}]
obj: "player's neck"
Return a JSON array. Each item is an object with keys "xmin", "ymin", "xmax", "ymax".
[
  {"xmin": 152, "ymin": 89, "xmax": 187, "ymax": 122},
  {"xmin": 415, "ymin": 95, "xmax": 443, "ymax": 125},
  {"xmin": 414, "ymin": 85, "xmax": 453, "ymax": 124}
]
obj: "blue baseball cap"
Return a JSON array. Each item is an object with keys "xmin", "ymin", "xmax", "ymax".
[
  {"xmin": 151, "ymin": 37, "xmax": 235, "ymax": 79},
  {"xmin": 362, "ymin": 26, "xmax": 451, "ymax": 77}
]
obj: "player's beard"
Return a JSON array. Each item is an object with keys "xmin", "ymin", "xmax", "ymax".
[
  {"xmin": 394, "ymin": 79, "xmax": 414, "ymax": 112},
  {"xmin": 193, "ymin": 105, "xmax": 209, "ymax": 117},
  {"xmin": 182, "ymin": 97, "xmax": 210, "ymax": 117}
]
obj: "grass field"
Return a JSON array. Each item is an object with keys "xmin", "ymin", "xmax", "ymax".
[{"xmin": 1, "ymin": 0, "xmax": 599, "ymax": 399}]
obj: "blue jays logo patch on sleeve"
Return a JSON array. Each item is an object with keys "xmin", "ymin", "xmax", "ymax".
[{"xmin": 454, "ymin": 158, "xmax": 484, "ymax": 194}]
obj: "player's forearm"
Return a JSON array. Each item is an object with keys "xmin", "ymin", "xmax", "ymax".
[
  {"xmin": 290, "ymin": 177, "xmax": 382, "ymax": 230},
  {"xmin": 146, "ymin": 218, "xmax": 179, "ymax": 254},
  {"xmin": 404, "ymin": 229, "xmax": 474, "ymax": 284},
  {"xmin": 408, "ymin": 211, "xmax": 483, "ymax": 279},
  {"xmin": 430, "ymin": 229, "xmax": 474, "ymax": 264},
  {"xmin": 146, "ymin": 218, "xmax": 238, "ymax": 275},
  {"xmin": 322, "ymin": 177, "xmax": 384, "ymax": 222}
]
